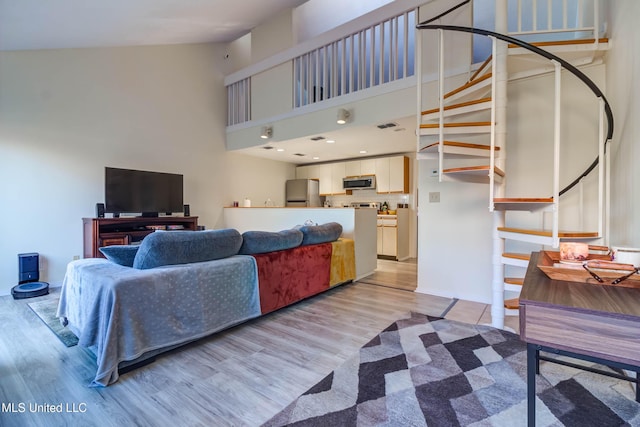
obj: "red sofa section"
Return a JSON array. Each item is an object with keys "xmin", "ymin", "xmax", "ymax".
[{"xmin": 252, "ymin": 243, "xmax": 333, "ymax": 314}]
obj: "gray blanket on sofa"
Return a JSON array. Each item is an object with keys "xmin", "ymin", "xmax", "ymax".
[{"xmin": 57, "ymin": 255, "xmax": 261, "ymax": 386}]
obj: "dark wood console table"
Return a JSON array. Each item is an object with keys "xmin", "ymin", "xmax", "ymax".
[
  {"xmin": 519, "ymin": 251, "xmax": 640, "ymax": 426},
  {"xmin": 83, "ymin": 216, "xmax": 198, "ymax": 258}
]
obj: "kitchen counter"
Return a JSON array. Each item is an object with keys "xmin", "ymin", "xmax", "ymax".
[{"xmin": 223, "ymin": 207, "xmax": 377, "ymax": 279}]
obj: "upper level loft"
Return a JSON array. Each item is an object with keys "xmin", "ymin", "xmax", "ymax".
[{"xmin": 225, "ymin": 0, "xmax": 608, "ymax": 164}]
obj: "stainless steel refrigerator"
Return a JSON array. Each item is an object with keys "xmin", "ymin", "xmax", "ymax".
[{"xmin": 286, "ymin": 179, "xmax": 321, "ymax": 207}]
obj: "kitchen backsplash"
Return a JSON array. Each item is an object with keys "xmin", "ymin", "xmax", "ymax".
[{"xmin": 327, "ymin": 189, "xmax": 412, "ymax": 209}]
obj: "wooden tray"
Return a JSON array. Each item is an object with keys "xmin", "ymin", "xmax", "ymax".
[{"xmin": 537, "ymin": 251, "xmax": 640, "ymax": 288}]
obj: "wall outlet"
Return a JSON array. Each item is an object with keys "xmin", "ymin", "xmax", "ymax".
[
  {"xmin": 73, "ymin": 255, "xmax": 80, "ymax": 261},
  {"xmin": 429, "ymin": 192, "xmax": 440, "ymax": 203},
  {"xmin": 430, "ymin": 169, "xmax": 439, "ymax": 177}
]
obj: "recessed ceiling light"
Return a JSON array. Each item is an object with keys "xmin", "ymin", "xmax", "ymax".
[
  {"xmin": 326, "ymin": 139, "xmax": 335, "ymax": 144},
  {"xmin": 359, "ymin": 150, "xmax": 367, "ymax": 154},
  {"xmin": 276, "ymin": 148, "xmax": 285, "ymax": 152},
  {"xmin": 313, "ymin": 156, "xmax": 320, "ymax": 160}
]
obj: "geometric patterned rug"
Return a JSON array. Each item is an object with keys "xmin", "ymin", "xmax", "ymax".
[{"xmin": 263, "ymin": 312, "xmax": 640, "ymax": 426}]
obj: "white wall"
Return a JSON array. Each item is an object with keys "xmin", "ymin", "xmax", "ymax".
[
  {"xmin": 293, "ymin": 0, "xmax": 393, "ymax": 43},
  {"xmin": 0, "ymin": 44, "xmax": 294, "ymax": 295},
  {"xmin": 607, "ymin": 0, "xmax": 640, "ymax": 247},
  {"xmin": 251, "ymin": 8, "xmax": 295, "ymax": 63}
]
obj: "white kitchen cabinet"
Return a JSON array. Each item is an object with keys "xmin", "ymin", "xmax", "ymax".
[
  {"xmin": 381, "ymin": 226, "xmax": 397, "ymax": 256},
  {"xmin": 375, "ymin": 158, "xmax": 391, "ymax": 193},
  {"xmin": 376, "ymin": 209, "xmax": 409, "ymax": 260},
  {"xmin": 296, "ymin": 154, "xmax": 408, "ymax": 195},
  {"xmin": 389, "ymin": 156, "xmax": 409, "ymax": 193},
  {"xmin": 361, "ymin": 159, "xmax": 376, "ymax": 175},
  {"xmin": 344, "ymin": 160, "xmax": 361, "ymax": 177},
  {"xmin": 375, "ymin": 156, "xmax": 409, "ymax": 194},
  {"xmin": 316, "ymin": 164, "xmax": 332, "ymax": 195},
  {"xmin": 331, "ymin": 162, "xmax": 346, "ymax": 194},
  {"xmin": 296, "ymin": 165, "xmax": 310, "ymax": 179}
]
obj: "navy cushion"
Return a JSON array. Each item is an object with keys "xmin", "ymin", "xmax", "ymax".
[
  {"xmin": 99, "ymin": 245, "xmax": 139, "ymax": 267},
  {"xmin": 239, "ymin": 229, "xmax": 303, "ymax": 255},
  {"xmin": 299, "ymin": 222, "xmax": 343, "ymax": 245},
  {"xmin": 133, "ymin": 229, "xmax": 242, "ymax": 269}
]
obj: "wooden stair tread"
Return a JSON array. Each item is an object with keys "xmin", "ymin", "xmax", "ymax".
[
  {"xmin": 504, "ymin": 277, "xmax": 524, "ymax": 286},
  {"xmin": 420, "ymin": 141, "xmax": 500, "ymax": 152},
  {"xmin": 443, "ymin": 165, "xmax": 505, "ymax": 177},
  {"xmin": 470, "ymin": 55, "xmax": 493, "ymax": 81},
  {"xmin": 497, "ymin": 227, "xmax": 599, "ymax": 238},
  {"xmin": 420, "ymin": 121, "xmax": 492, "ymax": 129},
  {"xmin": 421, "ymin": 97, "xmax": 492, "ymax": 116},
  {"xmin": 444, "ymin": 73, "xmax": 492, "ymax": 99},
  {"xmin": 502, "ymin": 253, "xmax": 531, "ymax": 261},
  {"xmin": 494, "ymin": 197, "xmax": 553, "ymax": 203},
  {"xmin": 493, "ymin": 197, "xmax": 555, "ymax": 211},
  {"xmin": 508, "ymin": 38, "xmax": 609, "ymax": 49},
  {"xmin": 504, "ymin": 298, "xmax": 520, "ymax": 310}
]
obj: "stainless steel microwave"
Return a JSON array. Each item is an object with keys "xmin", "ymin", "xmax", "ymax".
[{"xmin": 343, "ymin": 175, "xmax": 376, "ymax": 190}]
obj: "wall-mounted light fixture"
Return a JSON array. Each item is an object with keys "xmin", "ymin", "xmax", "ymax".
[
  {"xmin": 337, "ymin": 108, "xmax": 351, "ymax": 125},
  {"xmin": 260, "ymin": 126, "xmax": 273, "ymax": 139}
]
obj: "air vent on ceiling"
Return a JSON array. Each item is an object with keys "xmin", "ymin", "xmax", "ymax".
[
  {"xmin": 294, "ymin": 153, "xmax": 306, "ymax": 157},
  {"xmin": 310, "ymin": 136, "xmax": 325, "ymax": 141},
  {"xmin": 377, "ymin": 122, "xmax": 398, "ymax": 129}
]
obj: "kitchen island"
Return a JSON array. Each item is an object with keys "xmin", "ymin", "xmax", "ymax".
[{"xmin": 223, "ymin": 207, "xmax": 377, "ymax": 279}]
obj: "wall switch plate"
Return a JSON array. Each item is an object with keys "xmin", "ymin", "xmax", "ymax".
[{"xmin": 429, "ymin": 192, "xmax": 440, "ymax": 203}]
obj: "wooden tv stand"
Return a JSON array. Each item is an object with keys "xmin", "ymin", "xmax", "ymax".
[{"xmin": 83, "ymin": 216, "xmax": 199, "ymax": 258}]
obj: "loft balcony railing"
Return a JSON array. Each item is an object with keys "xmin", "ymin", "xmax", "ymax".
[
  {"xmin": 226, "ymin": 0, "xmax": 604, "ymax": 126},
  {"xmin": 227, "ymin": 78, "xmax": 251, "ymax": 126},
  {"xmin": 508, "ymin": 0, "xmax": 601, "ymax": 38},
  {"xmin": 293, "ymin": 9, "xmax": 416, "ymax": 108}
]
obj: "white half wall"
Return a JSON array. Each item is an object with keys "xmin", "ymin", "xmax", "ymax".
[
  {"xmin": 607, "ymin": 0, "xmax": 640, "ymax": 248},
  {"xmin": 0, "ymin": 44, "xmax": 295, "ymax": 295}
]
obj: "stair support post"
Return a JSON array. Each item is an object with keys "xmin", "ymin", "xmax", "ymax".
[
  {"xmin": 492, "ymin": 210, "xmax": 506, "ymax": 329},
  {"xmin": 552, "ymin": 60, "xmax": 562, "ymax": 248},
  {"xmin": 488, "ymin": 36, "xmax": 498, "ymax": 212},
  {"xmin": 416, "ymin": 23, "xmax": 423, "ymax": 159},
  {"xmin": 494, "ymin": 0, "xmax": 509, "ymax": 328},
  {"xmin": 438, "ymin": 29, "xmax": 445, "ymax": 182},
  {"xmin": 598, "ymin": 97, "xmax": 605, "ymax": 242}
]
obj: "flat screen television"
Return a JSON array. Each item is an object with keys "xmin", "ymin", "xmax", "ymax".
[{"xmin": 105, "ymin": 167, "xmax": 184, "ymax": 217}]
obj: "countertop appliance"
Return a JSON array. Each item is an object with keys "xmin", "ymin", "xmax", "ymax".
[
  {"xmin": 349, "ymin": 202, "xmax": 379, "ymax": 209},
  {"xmin": 286, "ymin": 179, "xmax": 321, "ymax": 207},
  {"xmin": 343, "ymin": 175, "xmax": 376, "ymax": 190}
]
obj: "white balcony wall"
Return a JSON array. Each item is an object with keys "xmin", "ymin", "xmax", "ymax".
[
  {"xmin": 251, "ymin": 62, "xmax": 294, "ymax": 121},
  {"xmin": 608, "ymin": 0, "xmax": 640, "ymax": 248}
]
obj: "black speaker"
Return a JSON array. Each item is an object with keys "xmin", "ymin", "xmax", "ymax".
[
  {"xmin": 18, "ymin": 253, "xmax": 39, "ymax": 284},
  {"xmin": 96, "ymin": 202, "xmax": 105, "ymax": 218},
  {"xmin": 184, "ymin": 204, "xmax": 190, "ymax": 217}
]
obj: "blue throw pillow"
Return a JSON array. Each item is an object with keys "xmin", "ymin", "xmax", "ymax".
[
  {"xmin": 239, "ymin": 229, "xmax": 303, "ymax": 255},
  {"xmin": 133, "ymin": 229, "xmax": 242, "ymax": 269},
  {"xmin": 299, "ymin": 222, "xmax": 343, "ymax": 245},
  {"xmin": 99, "ymin": 245, "xmax": 139, "ymax": 267}
]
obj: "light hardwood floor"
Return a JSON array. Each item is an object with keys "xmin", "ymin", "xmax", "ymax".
[
  {"xmin": 0, "ymin": 276, "xmax": 518, "ymax": 426},
  {"xmin": 359, "ymin": 258, "xmax": 418, "ymax": 291}
]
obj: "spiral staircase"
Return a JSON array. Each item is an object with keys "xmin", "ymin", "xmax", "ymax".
[{"xmin": 415, "ymin": 3, "xmax": 612, "ymax": 329}]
